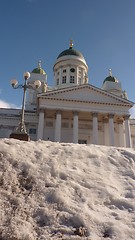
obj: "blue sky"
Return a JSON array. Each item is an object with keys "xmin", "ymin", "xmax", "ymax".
[{"xmin": 0, "ymin": 0, "xmax": 135, "ymax": 116}]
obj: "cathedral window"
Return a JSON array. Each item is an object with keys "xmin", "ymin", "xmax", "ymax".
[
  {"xmin": 62, "ymin": 76, "xmax": 66, "ymax": 84},
  {"xmin": 78, "ymin": 140, "xmax": 87, "ymax": 144},
  {"xmin": 70, "ymin": 76, "xmax": 75, "ymax": 83},
  {"xmin": 57, "ymin": 79, "xmax": 59, "ymax": 85},
  {"xmin": 70, "ymin": 68, "xmax": 75, "ymax": 72},
  {"xmin": 29, "ymin": 128, "xmax": 36, "ymax": 134},
  {"xmin": 63, "ymin": 69, "xmax": 66, "ymax": 73}
]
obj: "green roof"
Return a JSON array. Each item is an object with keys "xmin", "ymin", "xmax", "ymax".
[
  {"xmin": 32, "ymin": 61, "xmax": 46, "ymax": 75},
  {"xmin": 103, "ymin": 75, "xmax": 118, "ymax": 84},
  {"xmin": 32, "ymin": 68, "xmax": 46, "ymax": 75},
  {"xmin": 57, "ymin": 47, "xmax": 84, "ymax": 60}
]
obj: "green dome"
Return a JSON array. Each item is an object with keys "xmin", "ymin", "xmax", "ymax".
[
  {"xmin": 32, "ymin": 68, "xmax": 46, "ymax": 75},
  {"xmin": 103, "ymin": 75, "xmax": 118, "ymax": 84},
  {"xmin": 57, "ymin": 47, "xmax": 85, "ymax": 60},
  {"xmin": 32, "ymin": 61, "xmax": 46, "ymax": 75},
  {"xmin": 103, "ymin": 70, "xmax": 118, "ymax": 84}
]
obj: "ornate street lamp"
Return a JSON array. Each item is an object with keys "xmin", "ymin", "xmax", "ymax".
[{"xmin": 10, "ymin": 72, "xmax": 41, "ymax": 141}]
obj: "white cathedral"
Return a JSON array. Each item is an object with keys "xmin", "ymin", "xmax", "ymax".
[{"xmin": 0, "ymin": 41, "xmax": 135, "ymax": 147}]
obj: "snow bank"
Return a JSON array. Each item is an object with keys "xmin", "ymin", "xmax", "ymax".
[{"xmin": 0, "ymin": 138, "xmax": 135, "ymax": 239}]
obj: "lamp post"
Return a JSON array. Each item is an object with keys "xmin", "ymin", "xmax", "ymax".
[{"xmin": 10, "ymin": 72, "xmax": 41, "ymax": 141}]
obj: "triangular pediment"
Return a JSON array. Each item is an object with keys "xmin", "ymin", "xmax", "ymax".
[{"xmin": 38, "ymin": 84, "xmax": 133, "ymax": 107}]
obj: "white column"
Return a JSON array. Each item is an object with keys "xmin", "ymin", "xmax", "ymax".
[
  {"xmin": 67, "ymin": 65, "xmax": 70, "ymax": 83},
  {"xmin": 76, "ymin": 66, "xmax": 79, "ymax": 84},
  {"xmin": 118, "ymin": 118, "xmax": 125, "ymax": 147},
  {"xmin": 109, "ymin": 114, "xmax": 115, "ymax": 146},
  {"xmin": 54, "ymin": 110, "xmax": 61, "ymax": 142},
  {"xmin": 37, "ymin": 110, "xmax": 44, "ymax": 140},
  {"xmin": 59, "ymin": 67, "xmax": 62, "ymax": 85},
  {"xmin": 124, "ymin": 115, "xmax": 132, "ymax": 148},
  {"xmin": 92, "ymin": 112, "xmax": 98, "ymax": 144},
  {"xmin": 81, "ymin": 69, "xmax": 84, "ymax": 83},
  {"xmin": 103, "ymin": 116, "xmax": 109, "ymax": 146},
  {"xmin": 73, "ymin": 111, "xmax": 79, "ymax": 143}
]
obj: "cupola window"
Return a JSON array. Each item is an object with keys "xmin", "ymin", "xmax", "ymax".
[
  {"xmin": 70, "ymin": 68, "xmax": 75, "ymax": 73},
  {"xmin": 62, "ymin": 76, "xmax": 66, "ymax": 84},
  {"xmin": 57, "ymin": 79, "xmax": 59, "ymax": 85},
  {"xmin": 70, "ymin": 76, "xmax": 75, "ymax": 83}
]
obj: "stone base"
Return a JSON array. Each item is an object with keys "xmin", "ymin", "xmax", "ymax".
[{"xmin": 9, "ymin": 132, "xmax": 30, "ymax": 141}]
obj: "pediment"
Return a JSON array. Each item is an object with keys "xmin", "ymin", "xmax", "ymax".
[{"xmin": 38, "ymin": 84, "xmax": 133, "ymax": 107}]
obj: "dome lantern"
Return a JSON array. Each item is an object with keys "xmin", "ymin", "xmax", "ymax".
[
  {"xmin": 56, "ymin": 40, "xmax": 86, "ymax": 61},
  {"xmin": 103, "ymin": 69, "xmax": 118, "ymax": 84}
]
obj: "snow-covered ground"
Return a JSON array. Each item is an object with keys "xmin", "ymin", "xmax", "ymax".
[{"xmin": 0, "ymin": 138, "xmax": 135, "ymax": 240}]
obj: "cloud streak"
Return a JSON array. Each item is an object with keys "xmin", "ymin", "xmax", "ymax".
[{"xmin": 0, "ymin": 100, "xmax": 18, "ymax": 109}]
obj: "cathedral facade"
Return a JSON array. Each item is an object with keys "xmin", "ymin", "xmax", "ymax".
[{"xmin": 0, "ymin": 42, "xmax": 135, "ymax": 147}]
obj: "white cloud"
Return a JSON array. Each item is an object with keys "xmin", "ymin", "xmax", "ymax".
[
  {"xmin": 130, "ymin": 105, "xmax": 135, "ymax": 119},
  {"xmin": 0, "ymin": 100, "xmax": 18, "ymax": 109}
]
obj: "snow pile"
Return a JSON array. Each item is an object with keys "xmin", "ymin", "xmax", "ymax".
[{"xmin": 0, "ymin": 138, "xmax": 135, "ymax": 240}]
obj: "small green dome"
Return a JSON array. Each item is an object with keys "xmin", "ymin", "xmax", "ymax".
[
  {"xmin": 32, "ymin": 61, "xmax": 46, "ymax": 75},
  {"xmin": 103, "ymin": 76, "xmax": 118, "ymax": 84},
  {"xmin": 103, "ymin": 70, "xmax": 118, "ymax": 84},
  {"xmin": 32, "ymin": 68, "xmax": 46, "ymax": 75}
]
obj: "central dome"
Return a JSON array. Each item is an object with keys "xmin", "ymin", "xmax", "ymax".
[
  {"xmin": 57, "ymin": 40, "xmax": 85, "ymax": 61},
  {"xmin": 57, "ymin": 47, "xmax": 85, "ymax": 60}
]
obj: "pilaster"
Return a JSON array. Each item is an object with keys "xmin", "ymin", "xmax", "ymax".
[
  {"xmin": 92, "ymin": 112, "xmax": 98, "ymax": 144},
  {"xmin": 103, "ymin": 115, "xmax": 109, "ymax": 146},
  {"xmin": 59, "ymin": 66, "xmax": 62, "ymax": 85},
  {"xmin": 67, "ymin": 65, "xmax": 70, "ymax": 83},
  {"xmin": 37, "ymin": 110, "xmax": 45, "ymax": 140},
  {"xmin": 109, "ymin": 114, "xmax": 115, "ymax": 146},
  {"xmin": 117, "ymin": 117, "xmax": 125, "ymax": 147},
  {"xmin": 73, "ymin": 111, "xmax": 79, "ymax": 143},
  {"xmin": 54, "ymin": 110, "xmax": 62, "ymax": 142},
  {"xmin": 124, "ymin": 115, "xmax": 132, "ymax": 147}
]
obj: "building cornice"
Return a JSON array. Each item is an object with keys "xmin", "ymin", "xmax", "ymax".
[{"xmin": 40, "ymin": 96, "xmax": 131, "ymax": 107}]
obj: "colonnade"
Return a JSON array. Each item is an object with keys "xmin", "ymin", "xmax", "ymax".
[{"xmin": 37, "ymin": 110, "xmax": 132, "ymax": 147}]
